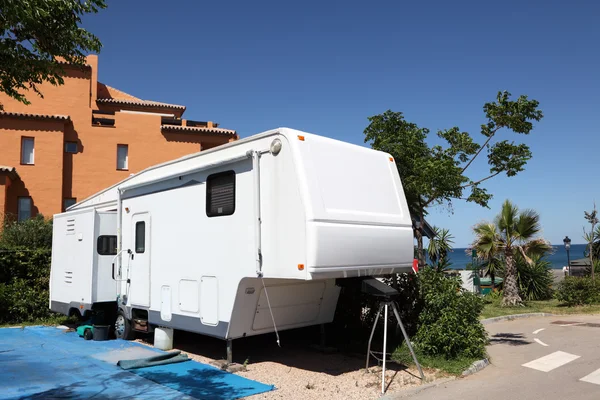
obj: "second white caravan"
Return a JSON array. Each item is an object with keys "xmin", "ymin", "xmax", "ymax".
[{"xmin": 49, "ymin": 127, "xmax": 414, "ymax": 349}]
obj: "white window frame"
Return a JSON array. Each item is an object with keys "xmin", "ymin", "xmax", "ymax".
[
  {"xmin": 18, "ymin": 197, "xmax": 32, "ymax": 221},
  {"xmin": 117, "ymin": 144, "xmax": 129, "ymax": 170},
  {"xmin": 21, "ymin": 137, "xmax": 35, "ymax": 165}
]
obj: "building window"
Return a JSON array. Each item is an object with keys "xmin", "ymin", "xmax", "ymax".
[
  {"xmin": 97, "ymin": 235, "xmax": 118, "ymax": 255},
  {"xmin": 65, "ymin": 142, "xmax": 78, "ymax": 153},
  {"xmin": 135, "ymin": 221, "xmax": 145, "ymax": 253},
  {"xmin": 21, "ymin": 137, "xmax": 35, "ymax": 165},
  {"xmin": 117, "ymin": 144, "xmax": 128, "ymax": 170},
  {"xmin": 206, "ymin": 170, "xmax": 235, "ymax": 217},
  {"xmin": 63, "ymin": 198, "xmax": 76, "ymax": 211},
  {"xmin": 17, "ymin": 197, "xmax": 32, "ymax": 221}
]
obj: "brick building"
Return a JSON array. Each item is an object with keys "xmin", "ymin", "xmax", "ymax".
[{"xmin": 0, "ymin": 55, "xmax": 237, "ymax": 222}]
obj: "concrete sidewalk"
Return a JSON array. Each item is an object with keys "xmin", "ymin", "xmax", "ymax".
[{"xmin": 386, "ymin": 315, "xmax": 600, "ymax": 400}]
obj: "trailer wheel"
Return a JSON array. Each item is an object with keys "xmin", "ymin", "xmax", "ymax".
[
  {"xmin": 114, "ymin": 311, "xmax": 134, "ymax": 340},
  {"xmin": 83, "ymin": 328, "xmax": 93, "ymax": 341}
]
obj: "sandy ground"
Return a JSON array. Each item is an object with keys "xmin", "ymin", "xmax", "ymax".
[{"xmin": 136, "ymin": 329, "xmax": 444, "ymax": 400}]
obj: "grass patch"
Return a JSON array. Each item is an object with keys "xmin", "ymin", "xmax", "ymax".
[
  {"xmin": 481, "ymin": 297, "xmax": 600, "ymax": 320},
  {"xmin": 0, "ymin": 314, "xmax": 76, "ymax": 328},
  {"xmin": 392, "ymin": 344, "xmax": 480, "ymax": 376}
]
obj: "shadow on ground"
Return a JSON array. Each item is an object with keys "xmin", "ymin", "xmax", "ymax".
[
  {"xmin": 140, "ymin": 326, "xmax": 408, "ymax": 377},
  {"xmin": 489, "ymin": 332, "xmax": 531, "ymax": 346}
]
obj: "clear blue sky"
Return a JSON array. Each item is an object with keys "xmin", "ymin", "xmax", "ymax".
[{"xmin": 84, "ymin": 0, "xmax": 599, "ymax": 247}]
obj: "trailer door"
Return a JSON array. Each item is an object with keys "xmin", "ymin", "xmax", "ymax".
[{"xmin": 130, "ymin": 213, "xmax": 151, "ymax": 307}]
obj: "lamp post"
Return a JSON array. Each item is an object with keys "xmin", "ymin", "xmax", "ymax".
[{"xmin": 563, "ymin": 236, "xmax": 572, "ymax": 276}]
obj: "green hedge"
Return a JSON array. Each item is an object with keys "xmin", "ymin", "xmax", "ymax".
[
  {"xmin": 0, "ymin": 216, "xmax": 53, "ymax": 324},
  {"xmin": 555, "ymin": 276, "xmax": 600, "ymax": 306}
]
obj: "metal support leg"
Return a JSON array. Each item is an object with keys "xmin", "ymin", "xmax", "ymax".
[
  {"xmin": 391, "ymin": 302, "xmax": 425, "ymax": 381},
  {"xmin": 226, "ymin": 339, "xmax": 233, "ymax": 365},
  {"xmin": 382, "ymin": 303, "xmax": 388, "ymax": 394},
  {"xmin": 366, "ymin": 304, "xmax": 383, "ymax": 371}
]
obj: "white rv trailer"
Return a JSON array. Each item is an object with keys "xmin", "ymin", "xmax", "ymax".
[{"xmin": 49, "ymin": 127, "xmax": 414, "ymax": 348}]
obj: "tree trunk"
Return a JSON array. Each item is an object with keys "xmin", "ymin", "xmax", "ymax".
[
  {"xmin": 502, "ymin": 249, "xmax": 522, "ymax": 306},
  {"xmin": 417, "ymin": 207, "xmax": 426, "ymax": 268},
  {"xmin": 591, "ymin": 221, "xmax": 596, "ymax": 281},
  {"xmin": 491, "ymin": 271, "xmax": 495, "ymax": 291},
  {"xmin": 416, "ymin": 228, "xmax": 425, "ymax": 268}
]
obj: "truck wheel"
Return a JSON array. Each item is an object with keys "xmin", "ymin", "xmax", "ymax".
[
  {"xmin": 114, "ymin": 311, "xmax": 134, "ymax": 340},
  {"xmin": 83, "ymin": 328, "xmax": 93, "ymax": 340}
]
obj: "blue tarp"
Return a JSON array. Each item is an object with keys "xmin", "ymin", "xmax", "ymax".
[{"xmin": 0, "ymin": 326, "xmax": 274, "ymax": 400}]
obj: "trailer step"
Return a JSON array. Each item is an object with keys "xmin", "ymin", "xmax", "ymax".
[{"xmin": 132, "ymin": 318, "xmax": 148, "ymax": 332}]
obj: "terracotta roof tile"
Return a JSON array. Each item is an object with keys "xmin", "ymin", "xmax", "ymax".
[
  {"xmin": 0, "ymin": 111, "xmax": 70, "ymax": 121},
  {"xmin": 0, "ymin": 166, "xmax": 19, "ymax": 179},
  {"xmin": 97, "ymin": 98, "xmax": 186, "ymax": 110},
  {"xmin": 161, "ymin": 125, "xmax": 236, "ymax": 135}
]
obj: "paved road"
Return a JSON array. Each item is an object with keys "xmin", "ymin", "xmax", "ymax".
[{"xmin": 405, "ymin": 315, "xmax": 600, "ymax": 400}]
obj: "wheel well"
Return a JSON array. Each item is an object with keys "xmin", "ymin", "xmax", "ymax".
[{"xmin": 68, "ymin": 307, "xmax": 82, "ymax": 318}]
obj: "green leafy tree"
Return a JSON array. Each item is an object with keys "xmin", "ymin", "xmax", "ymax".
[
  {"xmin": 584, "ymin": 203, "xmax": 598, "ymax": 281},
  {"xmin": 364, "ymin": 91, "xmax": 543, "ymax": 266},
  {"xmin": 471, "ymin": 200, "xmax": 552, "ymax": 306},
  {"xmin": 0, "ymin": 0, "xmax": 106, "ymax": 109}
]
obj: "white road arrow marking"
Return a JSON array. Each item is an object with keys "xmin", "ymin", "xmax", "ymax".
[
  {"xmin": 533, "ymin": 328, "xmax": 545, "ymax": 335},
  {"xmin": 534, "ymin": 338, "xmax": 549, "ymax": 347}
]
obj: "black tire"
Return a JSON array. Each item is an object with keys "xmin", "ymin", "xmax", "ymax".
[
  {"xmin": 83, "ymin": 328, "xmax": 93, "ymax": 341},
  {"xmin": 114, "ymin": 310, "xmax": 135, "ymax": 340}
]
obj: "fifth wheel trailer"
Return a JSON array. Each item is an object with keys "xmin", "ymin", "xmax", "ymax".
[{"xmin": 49, "ymin": 127, "xmax": 414, "ymax": 350}]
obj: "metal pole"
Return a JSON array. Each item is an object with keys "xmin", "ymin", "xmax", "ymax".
[
  {"xmin": 567, "ymin": 248, "xmax": 571, "ymax": 276},
  {"xmin": 382, "ymin": 303, "xmax": 388, "ymax": 395},
  {"xmin": 226, "ymin": 339, "xmax": 233, "ymax": 365},
  {"xmin": 392, "ymin": 302, "xmax": 425, "ymax": 381},
  {"xmin": 366, "ymin": 304, "xmax": 383, "ymax": 371}
]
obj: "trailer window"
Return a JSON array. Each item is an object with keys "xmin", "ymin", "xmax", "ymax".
[
  {"xmin": 206, "ymin": 171, "xmax": 235, "ymax": 217},
  {"xmin": 135, "ymin": 222, "xmax": 145, "ymax": 253},
  {"xmin": 97, "ymin": 236, "xmax": 118, "ymax": 256}
]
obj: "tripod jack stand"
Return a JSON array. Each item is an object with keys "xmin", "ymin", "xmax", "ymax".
[{"xmin": 366, "ymin": 300, "xmax": 425, "ymax": 394}]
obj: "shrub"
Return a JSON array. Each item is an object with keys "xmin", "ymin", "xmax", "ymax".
[
  {"xmin": 0, "ymin": 217, "xmax": 53, "ymax": 324},
  {"xmin": 555, "ymin": 276, "xmax": 600, "ymax": 306},
  {"xmin": 1, "ymin": 215, "xmax": 52, "ymax": 249},
  {"xmin": 516, "ymin": 255, "xmax": 554, "ymax": 301},
  {"xmin": 414, "ymin": 268, "xmax": 487, "ymax": 359}
]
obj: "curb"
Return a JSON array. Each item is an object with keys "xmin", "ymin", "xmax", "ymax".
[
  {"xmin": 481, "ymin": 313, "xmax": 554, "ymax": 325},
  {"xmin": 461, "ymin": 358, "xmax": 489, "ymax": 376},
  {"xmin": 379, "ymin": 377, "xmax": 456, "ymax": 399}
]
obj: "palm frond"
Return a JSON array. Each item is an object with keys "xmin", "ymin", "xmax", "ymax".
[
  {"xmin": 515, "ymin": 209, "xmax": 542, "ymax": 240},
  {"xmin": 522, "ymin": 238, "xmax": 554, "ymax": 258},
  {"xmin": 496, "ymin": 200, "xmax": 519, "ymax": 240}
]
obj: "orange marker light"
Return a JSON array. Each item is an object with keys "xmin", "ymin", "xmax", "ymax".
[
  {"xmin": 298, "ymin": 135, "xmax": 305, "ymax": 141},
  {"xmin": 389, "ymin": 157, "xmax": 394, "ymax": 162},
  {"xmin": 298, "ymin": 264, "xmax": 305, "ymax": 271}
]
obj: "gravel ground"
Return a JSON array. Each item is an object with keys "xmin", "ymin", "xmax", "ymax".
[{"xmin": 136, "ymin": 329, "xmax": 443, "ymax": 400}]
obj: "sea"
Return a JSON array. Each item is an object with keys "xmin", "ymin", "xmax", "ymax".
[{"xmin": 444, "ymin": 244, "xmax": 589, "ymax": 270}]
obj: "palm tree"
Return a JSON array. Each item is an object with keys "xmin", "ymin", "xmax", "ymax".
[
  {"xmin": 471, "ymin": 200, "xmax": 552, "ymax": 306},
  {"xmin": 427, "ymin": 226, "xmax": 454, "ymax": 271},
  {"xmin": 471, "ymin": 223, "xmax": 503, "ymax": 290}
]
